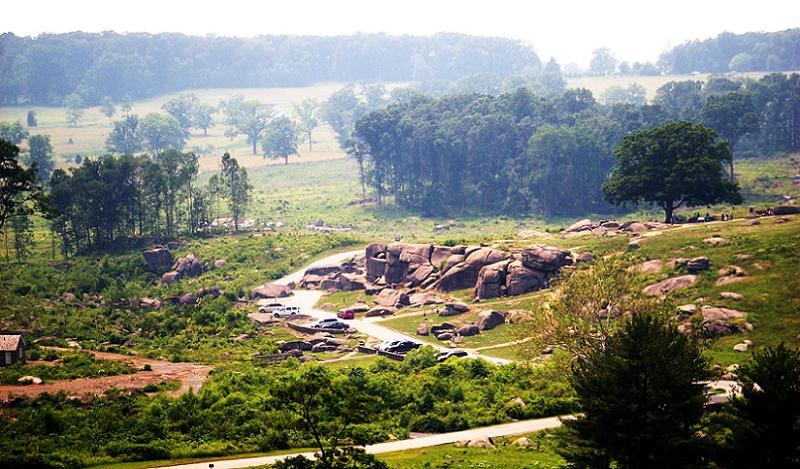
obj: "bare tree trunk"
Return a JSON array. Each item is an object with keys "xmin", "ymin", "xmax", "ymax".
[{"xmin": 308, "ymin": 130, "xmax": 313, "ymax": 152}]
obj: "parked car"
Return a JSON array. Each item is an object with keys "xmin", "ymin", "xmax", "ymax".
[
  {"xmin": 311, "ymin": 319, "xmax": 348, "ymax": 329},
  {"xmin": 337, "ymin": 310, "xmax": 355, "ymax": 320},
  {"xmin": 379, "ymin": 340, "xmax": 421, "ymax": 354},
  {"xmin": 258, "ymin": 302, "xmax": 284, "ymax": 313},
  {"xmin": 436, "ymin": 350, "xmax": 468, "ymax": 362},
  {"xmin": 273, "ymin": 306, "xmax": 300, "ymax": 318}
]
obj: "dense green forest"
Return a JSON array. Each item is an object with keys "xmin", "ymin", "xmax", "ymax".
[
  {"xmin": 352, "ymin": 73, "xmax": 800, "ymax": 217},
  {"xmin": 658, "ymin": 28, "xmax": 800, "ymax": 73},
  {"xmin": 0, "ymin": 32, "xmax": 542, "ymax": 105}
]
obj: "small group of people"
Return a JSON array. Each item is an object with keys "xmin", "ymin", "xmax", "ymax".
[{"xmin": 671, "ymin": 210, "xmax": 734, "ymax": 224}]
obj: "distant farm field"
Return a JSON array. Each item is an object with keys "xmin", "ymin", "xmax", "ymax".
[{"xmin": 0, "ymin": 83, "xmax": 404, "ymax": 171}]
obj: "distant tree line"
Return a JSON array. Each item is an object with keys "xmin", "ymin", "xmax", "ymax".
[
  {"xmin": 44, "ymin": 150, "xmax": 251, "ymax": 255},
  {"xmin": 0, "ymin": 32, "xmax": 541, "ymax": 106},
  {"xmin": 659, "ymin": 28, "xmax": 800, "ymax": 74},
  {"xmin": 352, "ymin": 73, "xmax": 799, "ymax": 217}
]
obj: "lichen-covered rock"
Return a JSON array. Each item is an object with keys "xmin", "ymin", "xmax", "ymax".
[
  {"xmin": 143, "ymin": 247, "xmax": 173, "ymax": 272},
  {"xmin": 173, "ymin": 253, "xmax": 204, "ymax": 278},
  {"xmin": 474, "ymin": 260, "xmax": 510, "ymax": 299},
  {"xmin": 161, "ymin": 271, "xmax": 181, "ymax": 285}
]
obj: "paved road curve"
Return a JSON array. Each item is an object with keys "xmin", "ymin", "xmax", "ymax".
[{"xmin": 151, "ymin": 415, "xmax": 568, "ymax": 469}]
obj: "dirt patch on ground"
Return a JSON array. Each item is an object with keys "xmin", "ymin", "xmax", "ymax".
[{"xmin": 0, "ymin": 348, "xmax": 212, "ymax": 401}]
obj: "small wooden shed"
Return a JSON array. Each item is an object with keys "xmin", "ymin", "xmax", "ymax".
[{"xmin": 0, "ymin": 334, "xmax": 26, "ymax": 366}]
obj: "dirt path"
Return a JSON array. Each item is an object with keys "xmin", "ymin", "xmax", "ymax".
[{"xmin": 0, "ymin": 348, "xmax": 212, "ymax": 401}]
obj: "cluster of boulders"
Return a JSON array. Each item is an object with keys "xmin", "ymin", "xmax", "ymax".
[
  {"xmin": 162, "ymin": 286, "xmax": 222, "ymax": 306},
  {"xmin": 676, "ymin": 304, "xmax": 752, "ymax": 337},
  {"xmin": 302, "ymin": 242, "xmax": 575, "ymax": 304},
  {"xmin": 418, "ymin": 309, "xmax": 516, "ymax": 342},
  {"xmin": 277, "ymin": 332, "xmax": 352, "ymax": 358},
  {"xmin": 563, "ymin": 218, "xmax": 669, "ymax": 237},
  {"xmin": 160, "ymin": 253, "xmax": 204, "ymax": 285}
]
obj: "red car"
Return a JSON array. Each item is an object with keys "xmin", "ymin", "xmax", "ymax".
[{"xmin": 337, "ymin": 310, "xmax": 355, "ymax": 320}]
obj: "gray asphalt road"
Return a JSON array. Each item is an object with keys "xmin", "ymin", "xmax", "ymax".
[{"xmin": 150, "ymin": 415, "xmax": 567, "ymax": 469}]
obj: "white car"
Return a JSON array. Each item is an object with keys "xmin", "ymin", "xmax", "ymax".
[
  {"xmin": 258, "ymin": 302, "xmax": 284, "ymax": 313},
  {"xmin": 273, "ymin": 306, "xmax": 300, "ymax": 318}
]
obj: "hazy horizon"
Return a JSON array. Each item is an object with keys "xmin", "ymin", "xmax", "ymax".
[{"xmin": 5, "ymin": 0, "xmax": 798, "ymax": 67}]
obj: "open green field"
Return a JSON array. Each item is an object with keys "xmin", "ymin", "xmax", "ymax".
[{"xmin": 0, "ymin": 83, "xmax": 390, "ymax": 171}]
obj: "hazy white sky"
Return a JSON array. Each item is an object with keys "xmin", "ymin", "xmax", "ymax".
[{"xmin": 5, "ymin": 0, "xmax": 799, "ymax": 65}]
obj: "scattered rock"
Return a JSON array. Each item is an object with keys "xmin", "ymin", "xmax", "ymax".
[
  {"xmin": 627, "ymin": 240, "xmax": 640, "ymax": 250},
  {"xmin": 511, "ymin": 437, "xmax": 533, "ymax": 448},
  {"xmin": 436, "ymin": 332, "xmax": 454, "ymax": 341},
  {"xmin": 457, "ymin": 324, "xmax": 480, "ymax": 336},
  {"xmin": 173, "ymin": 253, "xmax": 204, "ymax": 277},
  {"xmin": 431, "ymin": 323, "xmax": 456, "ymax": 336},
  {"xmin": 139, "ymin": 297, "xmax": 161, "ymax": 309},
  {"xmin": 213, "ymin": 259, "xmax": 228, "ymax": 268},
  {"xmin": 143, "ymin": 247, "xmax": 173, "ymax": 272},
  {"xmin": 638, "ymin": 260, "xmax": 664, "ymax": 274},
  {"xmin": 466, "ymin": 436, "xmax": 496, "ymax": 449},
  {"xmin": 642, "ymin": 275, "xmax": 697, "ymax": 296},
  {"xmin": 341, "ymin": 302, "xmax": 370, "ymax": 314},
  {"xmin": 475, "ymin": 311, "xmax": 505, "ymax": 331},
  {"xmin": 444, "ymin": 301, "xmax": 470, "ymax": 314},
  {"xmin": 623, "ymin": 222, "xmax": 647, "ymax": 233},
  {"xmin": 775, "ymin": 217, "xmax": 791, "ymax": 224},
  {"xmin": 677, "ymin": 304, "xmax": 698, "ymax": 316},
  {"xmin": 18, "ymin": 376, "xmax": 43, "ymax": 385},
  {"xmin": 60, "ymin": 292, "xmax": 77, "ymax": 303},
  {"xmin": 508, "ymin": 397, "xmax": 527, "ymax": 408},
  {"xmin": 365, "ymin": 306, "xmax": 397, "ymax": 317},
  {"xmin": 280, "ymin": 341, "xmax": 312, "ymax": 352},
  {"xmin": 161, "ymin": 271, "xmax": 181, "ymax": 285},
  {"xmin": 311, "ymin": 343, "xmax": 337, "ymax": 353},
  {"xmin": 686, "ymin": 257, "xmax": 711, "ymax": 273},
  {"xmin": 251, "ymin": 283, "xmax": 293, "ymax": 299},
  {"xmin": 720, "ymin": 292, "xmax": 744, "ymax": 301},
  {"xmin": 744, "ymin": 219, "xmax": 760, "ymax": 226},
  {"xmin": 703, "ymin": 237, "xmax": 730, "ymax": 246},
  {"xmin": 416, "ymin": 324, "xmax": 429, "ymax": 336},
  {"xmin": 564, "ymin": 219, "xmax": 593, "ymax": 233},
  {"xmin": 733, "ymin": 343, "xmax": 749, "ymax": 352}
]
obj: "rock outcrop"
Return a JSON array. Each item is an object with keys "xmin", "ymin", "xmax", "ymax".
[
  {"xmin": 251, "ymin": 283, "xmax": 293, "ymax": 299},
  {"xmin": 642, "ymin": 275, "xmax": 697, "ymax": 296}
]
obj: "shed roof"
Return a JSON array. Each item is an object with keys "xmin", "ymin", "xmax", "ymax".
[{"xmin": 0, "ymin": 335, "xmax": 23, "ymax": 351}]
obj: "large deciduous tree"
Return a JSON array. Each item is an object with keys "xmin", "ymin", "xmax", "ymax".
[
  {"xmin": 702, "ymin": 91, "xmax": 760, "ymax": 178},
  {"xmin": 106, "ymin": 114, "xmax": 144, "ymax": 154},
  {"xmin": 293, "ymin": 98, "xmax": 320, "ymax": 151},
  {"xmin": 139, "ymin": 113, "xmax": 186, "ymax": 156},
  {"xmin": 589, "ymin": 48, "xmax": 618, "ymax": 76},
  {"xmin": 262, "ymin": 115, "xmax": 301, "ymax": 164},
  {"xmin": 654, "ymin": 80, "xmax": 704, "ymax": 121},
  {"xmin": 221, "ymin": 96, "xmax": 271, "ymax": 155},
  {"xmin": 162, "ymin": 93, "xmax": 199, "ymax": 134},
  {"xmin": 602, "ymin": 121, "xmax": 742, "ymax": 223},
  {"xmin": 0, "ymin": 121, "xmax": 29, "ymax": 144},
  {"xmin": 219, "ymin": 152, "xmax": 252, "ymax": 231},
  {"xmin": 274, "ymin": 365, "xmax": 379, "ymax": 468},
  {"xmin": 63, "ymin": 92, "xmax": 84, "ymax": 127},
  {"xmin": 560, "ymin": 312, "xmax": 710, "ymax": 469},
  {"xmin": 99, "ymin": 96, "xmax": 116, "ymax": 123},
  {"xmin": 25, "ymin": 134, "xmax": 54, "ymax": 181}
]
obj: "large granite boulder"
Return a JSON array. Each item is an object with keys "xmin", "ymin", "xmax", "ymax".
[
  {"xmin": 475, "ymin": 311, "xmax": 505, "ymax": 331},
  {"xmin": 143, "ymin": 247, "xmax": 173, "ymax": 272},
  {"xmin": 642, "ymin": 275, "xmax": 697, "ymax": 296},
  {"xmin": 475, "ymin": 260, "xmax": 510, "ymax": 299},
  {"xmin": 457, "ymin": 324, "xmax": 480, "ymax": 336},
  {"xmin": 280, "ymin": 341, "xmax": 312, "ymax": 352},
  {"xmin": 431, "ymin": 245, "xmax": 461, "ymax": 268},
  {"xmin": 365, "ymin": 243, "xmax": 388, "ymax": 281},
  {"xmin": 338, "ymin": 273, "xmax": 366, "ymax": 291},
  {"xmin": 407, "ymin": 263, "xmax": 435, "ymax": 287},
  {"xmin": 518, "ymin": 245, "xmax": 572, "ymax": 272},
  {"xmin": 305, "ymin": 264, "xmax": 342, "ymax": 277},
  {"xmin": 375, "ymin": 288, "xmax": 410, "ymax": 307},
  {"xmin": 771, "ymin": 205, "xmax": 800, "ymax": 215},
  {"xmin": 409, "ymin": 292, "xmax": 444, "ymax": 306},
  {"xmin": 686, "ymin": 257, "xmax": 711, "ymax": 273},
  {"xmin": 251, "ymin": 283, "xmax": 293, "ymax": 299},
  {"xmin": 505, "ymin": 260, "xmax": 545, "ymax": 296},
  {"xmin": 437, "ymin": 247, "xmax": 506, "ymax": 292},
  {"xmin": 564, "ymin": 219, "xmax": 593, "ymax": 233}
]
